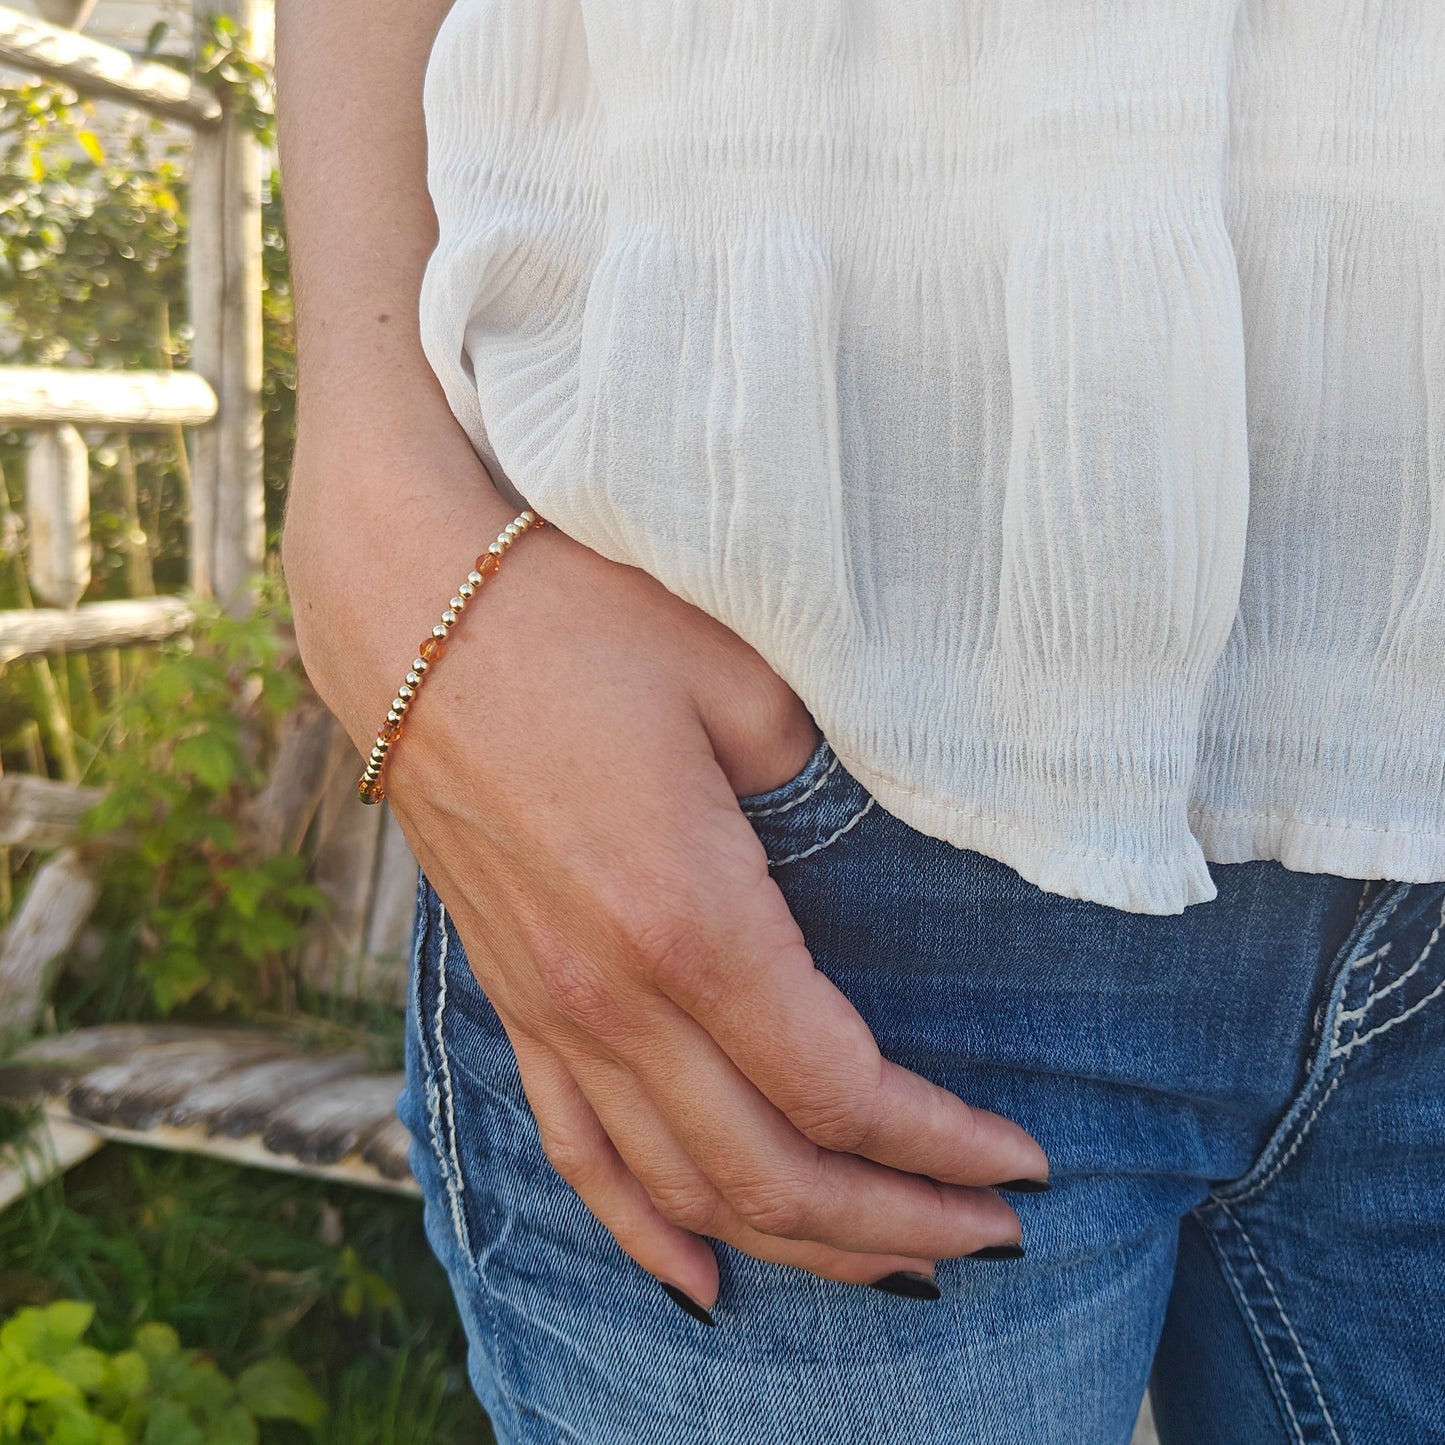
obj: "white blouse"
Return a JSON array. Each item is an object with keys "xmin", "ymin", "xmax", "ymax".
[{"xmin": 416, "ymin": 0, "xmax": 1445, "ymax": 914}]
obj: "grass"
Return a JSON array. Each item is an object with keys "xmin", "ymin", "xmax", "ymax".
[{"xmin": 0, "ymin": 1125, "xmax": 494, "ymax": 1445}]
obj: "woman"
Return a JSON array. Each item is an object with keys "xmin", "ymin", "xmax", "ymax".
[{"xmin": 275, "ymin": 2, "xmax": 1445, "ymax": 1440}]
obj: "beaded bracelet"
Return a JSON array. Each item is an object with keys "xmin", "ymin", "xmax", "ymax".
[{"xmin": 357, "ymin": 509, "xmax": 547, "ymax": 804}]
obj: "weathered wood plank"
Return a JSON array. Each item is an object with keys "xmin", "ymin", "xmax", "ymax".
[
  {"xmin": 0, "ymin": 596, "xmax": 194, "ymax": 664},
  {"xmin": 364, "ymin": 805, "xmax": 419, "ymax": 982},
  {"xmin": 0, "ymin": 1027, "xmax": 420, "ymax": 1201},
  {"xmin": 186, "ymin": 0, "xmax": 265, "ymax": 609},
  {"xmin": 25, "ymin": 423, "xmax": 90, "ymax": 608},
  {"xmin": 0, "ymin": 846, "xmax": 99, "ymax": 1036},
  {"xmin": 36, "ymin": 1108, "xmax": 420, "ymax": 1198},
  {"xmin": 0, "ymin": 1116, "xmax": 105, "ymax": 1211},
  {"xmin": 0, "ymin": 6, "xmax": 221, "ymax": 125},
  {"xmin": 168, "ymin": 1049, "xmax": 370, "ymax": 1137},
  {"xmin": 0, "ymin": 367, "xmax": 217, "ymax": 427},
  {"xmin": 262, "ymin": 1073, "xmax": 404, "ymax": 1166},
  {"xmin": 301, "ymin": 724, "xmax": 388, "ymax": 1001},
  {"xmin": 67, "ymin": 1033, "xmax": 290, "ymax": 1130},
  {"xmin": 0, "ymin": 774, "xmax": 106, "ymax": 850},
  {"xmin": 360, "ymin": 1115, "xmax": 414, "ymax": 1182},
  {"xmin": 246, "ymin": 700, "xmax": 339, "ymax": 857}
]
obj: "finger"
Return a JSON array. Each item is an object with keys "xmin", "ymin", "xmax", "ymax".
[
  {"xmin": 558, "ymin": 1044, "xmax": 944, "ymax": 1287},
  {"xmin": 662, "ymin": 883, "xmax": 1050, "ymax": 1187},
  {"xmin": 577, "ymin": 1001, "xmax": 1024, "ymax": 1259},
  {"xmin": 509, "ymin": 1031, "xmax": 721, "ymax": 1309}
]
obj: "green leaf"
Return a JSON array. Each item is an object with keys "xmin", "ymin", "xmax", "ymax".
[
  {"xmin": 142, "ymin": 1398, "xmax": 203, "ymax": 1445},
  {"xmin": 235, "ymin": 1359, "xmax": 326, "ymax": 1427},
  {"xmin": 131, "ymin": 1324, "xmax": 180, "ymax": 1365},
  {"xmin": 0, "ymin": 1302, "xmax": 95, "ymax": 1363},
  {"xmin": 172, "ymin": 732, "xmax": 237, "ymax": 792},
  {"xmin": 207, "ymin": 1403, "xmax": 259, "ymax": 1445},
  {"xmin": 107, "ymin": 1349, "xmax": 149, "ymax": 1400},
  {"xmin": 51, "ymin": 1344, "xmax": 108, "ymax": 1393}
]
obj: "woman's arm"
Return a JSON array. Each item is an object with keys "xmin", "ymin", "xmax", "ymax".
[{"xmin": 275, "ymin": 0, "xmax": 1045, "ymax": 1313}]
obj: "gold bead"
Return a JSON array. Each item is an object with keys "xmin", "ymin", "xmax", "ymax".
[
  {"xmin": 432, "ymin": 624, "xmax": 448, "ymax": 641},
  {"xmin": 458, "ymin": 581, "xmax": 475, "ymax": 600},
  {"xmin": 392, "ymin": 698, "xmax": 408, "ymax": 715},
  {"xmin": 488, "ymin": 542, "xmax": 505, "ymax": 557},
  {"xmin": 520, "ymin": 510, "xmax": 536, "ymax": 525},
  {"xmin": 449, "ymin": 596, "xmax": 465, "ymax": 612},
  {"xmin": 398, "ymin": 684, "xmax": 415, "ymax": 701},
  {"xmin": 411, "ymin": 657, "xmax": 428, "ymax": 672},
  {"xmin": 405, "ymin": 671, "xmax": 421, "ymax": 688},
  {"xmin": 441, "ymin": 609, "xmax": 458, "ymax": 627},
  {"xmin": 387, "ymin": 709, "xmax": 403, "ymax": 725},
  {"xmin": 467, "ymin": 570, "xmax": 484, "ymax": 588}
]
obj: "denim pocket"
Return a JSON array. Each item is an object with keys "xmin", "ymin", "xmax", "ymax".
[{"xmin": 736, "ymin": 733, "xmax": 878, "ymax": 868}]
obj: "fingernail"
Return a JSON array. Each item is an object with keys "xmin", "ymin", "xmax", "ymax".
[
  {"xmin": 968, "ymin": 1242, "xmax": 1026, "ymax": 1261},
  {"xmin": 868, "ymin": 1271, "xmax": 941, "ymax": 1301},
  {"xmin": 660, "ymin": 1282, "xmax": 716, "ymax": 1326},
  {"xmin": 996, "ymin": 1178, "xmax": 1052, "ymax": 1194}
]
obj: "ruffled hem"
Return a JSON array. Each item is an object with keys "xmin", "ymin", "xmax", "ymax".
[{"xmin": 836, "ymin": 746, "xmax": 1219, "ymax": 916}]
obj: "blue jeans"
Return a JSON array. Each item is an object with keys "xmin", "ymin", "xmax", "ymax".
[{"xmin": 398, "ymin": 735, "xmax": 1445, "ymax": 1443}]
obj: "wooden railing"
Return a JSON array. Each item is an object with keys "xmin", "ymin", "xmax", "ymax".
[
  {"xmin": 0, "ymin": 1, "xmax": 424, "ymax": 1200},
  {"xmin": 0, "ymin": 0, "xmax": 263, "ymax": 615}
]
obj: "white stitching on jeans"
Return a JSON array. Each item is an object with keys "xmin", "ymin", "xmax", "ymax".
[
  {"xmin": 1220, "ymin": 1202, "xmax": 1343, "ymax": 1444},
  {"xmin": 768, "ymin": 796, "xmax": 876, "ymax": 868},
  {"xmin": 432, "ymin": 899, "xmax": 471, "ymax": 1255},
  {"xmin": 1332, "ymin": 894, "xmax": 1445, "ymax": 1060},
  {"xmin": 744, "ymin": 749, "xmax": 841, "ymax": 818},
  {"xmin": 1210, "ymin": 1235, "xmax": 1306, "ymax": 1444},
  {"xmin": 1224, "ymin": 1076, "xmax": 1341, "ymax": 1208},
  {"xmin": 1335, "ymin": 969, "xmax": 1445, "ymax": 1060}
]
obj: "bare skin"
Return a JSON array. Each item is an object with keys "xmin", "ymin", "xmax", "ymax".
[{"xmin": 275, "ymin": 0, "xmax": 1048, "ymax": 1312}]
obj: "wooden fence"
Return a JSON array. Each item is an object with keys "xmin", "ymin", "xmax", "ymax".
[{"xmin": 0, "ymin": 0, "xmax": 421, "ymax": 1202}]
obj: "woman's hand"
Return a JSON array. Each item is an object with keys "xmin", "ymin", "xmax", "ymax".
[{"xmin": 284, "ymin": 441, "xmax": 1048, "ymax": 1316}]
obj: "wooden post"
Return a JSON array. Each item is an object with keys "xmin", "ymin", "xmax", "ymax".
[
  {"xmin": 24, "ymin": 423, "xmax": 90, "ymax": 609},
  {"xmin": 187, "ymin": 0, "xmax": 266, "ymax": 613}
]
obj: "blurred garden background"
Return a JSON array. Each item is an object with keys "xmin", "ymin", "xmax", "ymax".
[{"xmin": 0, "ymin": 1, "xmax": 494, "ymax": 1438}]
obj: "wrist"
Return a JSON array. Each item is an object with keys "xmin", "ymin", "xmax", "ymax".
[{"xmin": 281, "ymin": 455, "xmax": 523, "ymax": 747}]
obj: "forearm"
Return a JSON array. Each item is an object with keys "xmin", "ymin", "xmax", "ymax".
[
  {"xmin": 274, "ymin": 0, "xmax": 459, "ymax": 444},
  {"xmin": 274, "ymin": 0, "xmax": 518, "ymax": 724}
]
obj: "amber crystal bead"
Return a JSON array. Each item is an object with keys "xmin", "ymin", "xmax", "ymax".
[
  {"xmin": 420, "ymin": 637, "xmax": 442, "ymax": 662},
  {"xmin": 380, "ymin": 720, "xmax": 402, "ymax": 742}
]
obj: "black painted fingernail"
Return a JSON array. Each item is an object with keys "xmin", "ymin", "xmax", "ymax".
[
  {"xmin": 968, "ymin": 1242, "xmax": 1026, "ymax": 1260},
  {"xmin": 660, "ymin": 1282, "xmax": 716, "ymax": 1326},
  {"xmin": 996, "ymin": 1178, "xmax": 1052, "ymax": 1194},
  {"xmin": 868, "ymin": 1271, "xmax": 941, "ymax": 1301}
]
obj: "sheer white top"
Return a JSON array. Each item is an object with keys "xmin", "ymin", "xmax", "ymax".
[{"xmin": 416, "ymin": 0, "xmax": 1445, "ymax": 914}]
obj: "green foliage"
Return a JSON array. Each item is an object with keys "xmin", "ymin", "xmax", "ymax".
[
  {"xmin": 0, "ymin": 1300, "xmax": 326, "ymax": 1443},
  {"xmin": 74, "ymin": 588, "xmax": 327, "ymax": 1018},
  {"xmin": 0, "ymin": 1152, "xmax": 491, "ymax": 1445}
]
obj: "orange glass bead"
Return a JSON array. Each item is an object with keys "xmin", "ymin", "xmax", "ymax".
[
  {"xmin": 478, "ymin": 553, "xmax": 502, "ymax": 577},
  {"xmin": 380, "ymin": 720, "xmax": 402, "ymax": 742},
  {"xmin": 358, "ymin": 777, "xmax": 384, "ymax": 804},
  {"xmin": 420, "ymin": 637, "xmax": 442, "ymax": 662}
]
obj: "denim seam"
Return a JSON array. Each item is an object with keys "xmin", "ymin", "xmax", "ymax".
[
  {"xmin": 743, "ymin": 748, "xmax": 841, "ymax": 818},
  {"xmin": 1331, "ymin": 892, "xmax": 1445, "ymax": 1061},
  {"xmin": 432, "ymin": 901, "xmax": 471, "ymax": 1257},
  {"xmin": 1207, "ymin": 1204, "xmax": 1343, "ymax": 1444},
  {"xmin": 1205, "ymin": 1227, "xmax": 1308, "ymax": 1444},
  {"xmin": 426, "ymin": 894, "xmax": 525, "ymax": 1434},
  {"xmin": 769, "ymin": 796, "xmax": 877, "ymax": 868},
  {"xmin": 1220, "ymin": 1202, "xmax": 1343, "ymax": 1443},
  {"xmin": 1207, "ymin": 884, "xmax": 1407, "ymax": 1208}
]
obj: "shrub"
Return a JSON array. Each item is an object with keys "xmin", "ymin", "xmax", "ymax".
[{"xmin": 0, "ymin": 1300, "xmax": 325, "ymax": 1443}]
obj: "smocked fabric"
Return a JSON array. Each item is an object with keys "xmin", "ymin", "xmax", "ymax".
[{"xmin": 416, "ymin": 0, "xmax": 1445, "ymax": 915}]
